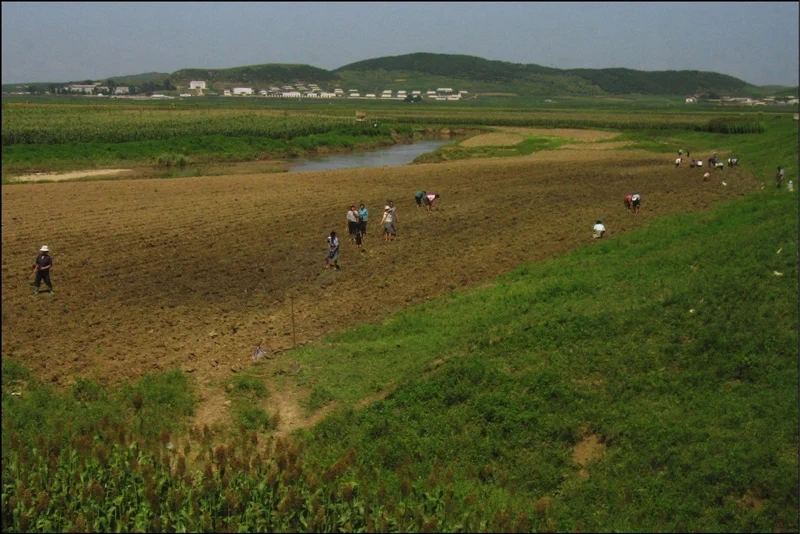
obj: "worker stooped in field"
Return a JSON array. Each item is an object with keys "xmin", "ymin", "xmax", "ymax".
[
  {"xmin": 776, "ymin": 166, "xmax": 785, "ymax": 189},
  {"xmin": 326, "ymin": 231, "xmax": 340, "ymax": 270},
  {"xmin": 675, "ymin": 157, "xmax": 682, "ymax": 168},
  {"xmin": 346, "ymin": 205, "xmax": 361, "ymax": 244},
  {"xmin": 592, "ymin": 221, "xmax": 606, "ymax": 239},
  {"xmin": 624, "ymin": 194, "xmax": 633, "ymax": 210},
  {"xmin": 31, "ymin": 245, "xmax": 55, "ymax": 295},
  {"xmin": 631, "ymin": 194, "xmax": 641, "ymax": 214},
  {"xmin": 690, "ymin": 159, "xmax": 697, "ymax": 168},
  {"xmin": 380, "ymin": 206, "xmax": 396, "ymax": 241},
  {"xmin": 414, "ymin": 190, "xmax": 426, "ymax": 208},
  {"xmin": 358, "ymin": 203, "xmax": 369, "ymax": 238},
  {"xmin": 423, "ymin": 193, "xmax": 440, "ymax": 211}
]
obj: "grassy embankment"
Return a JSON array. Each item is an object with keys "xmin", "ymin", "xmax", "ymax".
[{"xmin": 1, "ymin": 120, "xmax": 797, "ymax": 532}]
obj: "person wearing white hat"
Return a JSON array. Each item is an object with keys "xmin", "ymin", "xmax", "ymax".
[
  {"xmin": 380, "ymin": 205, "xmax": 395, "ymax": 241},
  {"xmin": 592, "ymin": 220, "xmax": 606, "ymax": 239},
  {"xmin": 31, "ymin": 245, "xmax": 55, "ymax": 295}
]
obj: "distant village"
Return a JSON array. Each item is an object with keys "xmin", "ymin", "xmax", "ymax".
[
  {"xmin": 684, "ymin": 94, "xmax": 799, "ymax": 106},
  {"xmin": 4, "ymin": 81, "xmax": 798, "ymax": 108},
  {"xmin": 5, "ymin": 80, "xmax": 470, "ymax": 101}
]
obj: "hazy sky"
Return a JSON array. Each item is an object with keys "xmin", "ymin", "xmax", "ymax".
[{"xmin": 2, "ymin": 2, "xmax": 798, "ymax": 86}]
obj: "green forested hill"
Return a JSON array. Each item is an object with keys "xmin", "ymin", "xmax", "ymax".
[{"xmin": 169, "ymin": 64, "xmax": 338, "ymax": 86}]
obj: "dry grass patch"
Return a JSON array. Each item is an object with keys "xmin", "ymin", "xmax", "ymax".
[
  {"xmin": 461, "ymin": 133, "xmax": 526, "ymax": 147},
  {"xmin": 573, "ymin": 432, "xmax": 606, "ymax": 479}
]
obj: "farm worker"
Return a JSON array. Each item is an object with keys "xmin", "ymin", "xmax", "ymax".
[
  {"xmin": 358, "ymin": 203, "xmax": 369, "ymax": 237},
  {"xmin": 388, "ymin": 200, "xmax": 399, "ymax": 237},
  {"xmin": 686, "ymin": 149, "xmax": 690, "ymax": 158},
  {"xmin": 703, "ymin": 172, "xmax": 711, "ymax": 181},
  {"xmin": 678, "ymin": 149, "xmax": 683, "ymax": 156},
  {"xmin": 727, "ymin": 157, "xmax": 739, "ymax": 166},
  {"xmin": 776, "ymin": 166, "xmax": 785, "ymax": 189},
  {"xmin": 592, "ymin": 221, "xmax": 606, "ymax": 239},
  {"xmin": 414, "ymin": 190, "xmax": 426, "ymax": 208},
  {"xmin": 624, "ymin": 194, "xmax": 633, "ymax": 210},
  {"xmin": 355, "ymin": 227, "xmax": 364, "ymax": 250},
  {"xmin": 690, "ymin": 159, "xmax": 696, "ymax": 168},
  {"xmin": 631, "ymin": 194, "xmax": 641, "ymax": 214},
  {"xmin": 788, "ymin": 180, "xmax": 794, "ymax": 192},
  {"xmin": 380, "ymin": 206, "xmax": 395, "ymax": 241},
  {"xmin": 424, "ymin": 193, "xmax": 440, "ymax": 211},
  {"xmin": 696, "ymin": 160, "xmax": 703, "ymax": 167},
  {"xmin": 675, "ymin": 157, "xmax": 682, "ymax": 168},
  {"xmin": 31, "ymin": 245, "xmax": 55, "ymax": 295},
  {"xmin": 346, "ymin": 205, "xmax": 360, "ymax": 244},
  {"xmin": 326, "ymin": 231, "xmax": 340, "ymax": 270}
]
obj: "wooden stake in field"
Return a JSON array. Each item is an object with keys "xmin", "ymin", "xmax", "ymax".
[{"xmin": 290, "ymin": 295, "xmax": 297, "ymax": 349}]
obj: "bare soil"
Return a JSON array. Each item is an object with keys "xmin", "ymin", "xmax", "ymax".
[
  {"xmin": 1, "ymin": 148, "xmax": 757, "ymax": 434},
  {"xmin": 9, "ymin": 169, "xmax": 133, "ymax": 182}
]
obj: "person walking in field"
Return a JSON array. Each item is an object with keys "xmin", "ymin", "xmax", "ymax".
[
  {"xmin": 624, "ymin": 194, "xmax": 633, "ymax": 210},
  {"xmin": 423, "ymin": 192, "xmax": 440, "ymax": 211},
  {"xmin": 388, "ymin": 200, "xmax": 399, "ymax": 237},
  {"xmin": 31, "ymin": 245, "xmax": 55, "ymax": 295},
  {"xmin": 380, "ymin": 206, "xmax": 395, "ymax": 241},
  {"xmin": 776, "ymin": 166, "xmax": 785, "ymax": 188},
  {"xmin": 631, "ymin": 193, "xmax": 641, "ymax": 214},
  {"xmin": 358, "ymin": 203, "xmax": 369, "ymax": 238},
  {"xmin": 414, "ymin": 190, "xmax": 426, "ymax": 208},
  {"xmin": 592, "ymin": 220, "xmax": 606, "ymax": 239},
  {"xmin": 326, "ymin": 231, "xmax": 340, "ymax": 270},
  {"xmin": 346, "ymin": 205, "xmax": 361, "ymax": 244}
]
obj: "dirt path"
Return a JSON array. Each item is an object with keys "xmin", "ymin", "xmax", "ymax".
[
  {"xmin": 1, "ymin": 147, "xmax": 757, "ymax": 436},
  {"xmin": 8, "ymin": 169, "xmax": 133, "ymax": 182}
]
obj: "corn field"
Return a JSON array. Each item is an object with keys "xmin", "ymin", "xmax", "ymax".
[
  {"xmin": 1, "ymin": 424, "xmax": 533, "ymax": 533},
  {"xmin": 1, "ymin": 105, "xmax": 360, "ymax": 146}
]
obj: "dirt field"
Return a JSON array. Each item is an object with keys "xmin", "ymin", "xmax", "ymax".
[
  {"xmin": 1, "ymin": 148, "xmax": 756, "ymax": 431},
  {"xmin": 9, "ymin": 169, "xmax": 134, "ymax": 182}
]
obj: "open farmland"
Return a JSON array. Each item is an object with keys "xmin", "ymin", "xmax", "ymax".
[{"xmin": 1, "ymin": 147, "xmax": 757, "ymax": 425}]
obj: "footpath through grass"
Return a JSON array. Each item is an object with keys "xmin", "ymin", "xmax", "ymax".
[{"xmin": 1, "ymin": 121, "xmax": 797, "ymax": 532}]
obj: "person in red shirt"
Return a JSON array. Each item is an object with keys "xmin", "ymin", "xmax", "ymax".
[
  {"xmin": 624, "ymin": 194, "xmax": 633, "ymax": 210},
  {"xmin": 31, "ymin": 245, "xmax": 55, "ymax": 295}
]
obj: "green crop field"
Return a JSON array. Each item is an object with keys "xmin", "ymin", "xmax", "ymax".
[{"xmin": 1, "ymin": 97, "xmax": 797, "ymax": 532}]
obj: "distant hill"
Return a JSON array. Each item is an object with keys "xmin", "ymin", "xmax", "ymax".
[
  {"xmin": 169, "ymin": 64, "xmax": 338, "ymax": 87},
  {"xmin": 335, "ymin": 53, "xmax": 754, "ymax": 96},
  {"xmin": 5, "ymin": 53, "xmax": 794, "ymax": 98}
]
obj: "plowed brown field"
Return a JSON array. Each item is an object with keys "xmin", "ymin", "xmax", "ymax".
[{"xmin": 1, "ymin": 148, "xmax": 756, "ymax": 429}]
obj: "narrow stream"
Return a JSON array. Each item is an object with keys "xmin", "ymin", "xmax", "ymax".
[{"xmin": 287, "ymin": 139, "xmax": 451, "ymax": 172}]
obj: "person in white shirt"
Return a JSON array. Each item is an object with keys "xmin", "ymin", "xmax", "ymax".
[
  {"xmin": 675, "ymin": 157, "xmax": 682, "ymax": 168},
  {"xmin": 593, "ymin": 220, "xmax": 606, "ymax": 239},
  {"xmin": 631, "ymin": 194, "xmax": 641, "ymax": 214}
]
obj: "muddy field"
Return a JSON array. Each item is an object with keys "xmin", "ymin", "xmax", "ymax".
[{"xmin": 1, "ymin": 148, "xmax": 756, "ymax": 428}]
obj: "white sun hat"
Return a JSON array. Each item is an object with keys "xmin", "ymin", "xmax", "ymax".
[
  {"xmin": 40, "ymin": 245, "xmax": 49, "ymax": 252},
  {"xmin": 384, "ymin": 205, "xmax": 391, "ymax": 210}
]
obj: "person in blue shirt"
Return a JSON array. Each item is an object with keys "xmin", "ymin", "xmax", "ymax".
[{"xmin": 358, "ymin": 203, "xmax": 369, "ymax": 238}]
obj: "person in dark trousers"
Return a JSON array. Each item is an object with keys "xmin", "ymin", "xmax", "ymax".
[
  {"xmin": 32, "ymin": 245, "xmax": 55, "ymax": 295},
  {"xmin": 388, "ymin": 200, "xmax": 399, "ymax": 238},
  {"xmin": 415, "ymin": 190, "xmax": 426, "ymax": 208},
  {"xmin": 358, "ymin": 203, "xmax": 369, "ymax": 238},
  {"xmin": 326, "ymin": 231, "xmax": 340, "ymax": 270},
  {"xmin": 345, "ymin": 205, "xmax": 360, "ymax": 244},
  {"xmin": 776, "ymin": 166, "xmax": 785, "ymax": 189}
]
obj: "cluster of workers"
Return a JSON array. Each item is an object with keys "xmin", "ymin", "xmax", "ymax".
[
  {"xmin": 326, "ymin": 191, "xmax": 441, "ymax": 269},
  {"xmin": 592, "ymin": 193, "xmax": 641, "ymax": 239}
]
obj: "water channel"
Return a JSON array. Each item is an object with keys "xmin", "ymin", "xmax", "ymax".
[{"xmin": 287, "ymin": 139, "xmax": 452, "ymax": 172}]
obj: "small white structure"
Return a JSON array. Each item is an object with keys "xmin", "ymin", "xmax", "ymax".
[
  {"xmin": 282, "ymin": 91, "xmax": 302, "ymax": 98},
  {"xmin": 232, "ymin": 87, "xmax": 253, "ymax": 96},
  {"xmin": 114, "ymin": 86, "xmax": 130, "ymax": 95},
  {"xmin": 189, "ymin": 81, "xmax": 207, "ymax": 90},
  {"xmin": 426, "ymin": 90, "xmax": 437, "ymax": 96},
  {"xmin": 259, "ymin": 90, "xmax": 269, "ymax": 96},
  {"xmin": 412, "ymin": 90, "xmax": 421, "ymax": 95},
  {"xmin": 334, "ymin": 89, "xmax": 344, "ymax": 95},
  {"xmin": 305, "ymin": 92, "xmax": 319, "ymax": 98},
  {"xmin": 447, "ymin": 95, "xmax": 461, "ymax": 100},
  {"xmin": 685, "ymin": 97, "xmax": 696, "ymax": 103},
  {"xmin": 68, "ymin": 84, "xmax": 98, "ymax": 94},
  {"xmin": 320, "ymin": 92, "xmax": 336, "ymax": 98},
  {"xmin": 366, "ymin": 93, "xmax": 376, "ymax": 98},
  {"xmin": 437, "ymin": 88, "xmax": 453, "ymax": 94},
  {"xmin": 282, "ymin": 85, "xmax": 294, "ymax": 90},
  {"xmin": 223, "ymin": 89, "xmax": 232, "ymax": 96},
  {"xmin": 179, "ymin": 93, "xmax": 192, "ymax": 97},
  {"xmin": 459, "ymin": 90, "xmax": 469, "ymax": 94},
  {"xmin": 349, "ymin": 92, "xmax": 360, "ymax": 97}
]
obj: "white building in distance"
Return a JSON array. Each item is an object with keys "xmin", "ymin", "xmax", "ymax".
[
  {"xmin": 232, "ymin": 87, "xmax": 253, "ymax": 95},
  {"xmin": 189, "ymin": 81, "xmax": 207, "ymax": 90}
]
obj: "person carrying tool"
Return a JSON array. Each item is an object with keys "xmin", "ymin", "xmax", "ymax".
[{"xmin": 31, "ymin": 245, "xmax": 55, "ymax": 295}]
